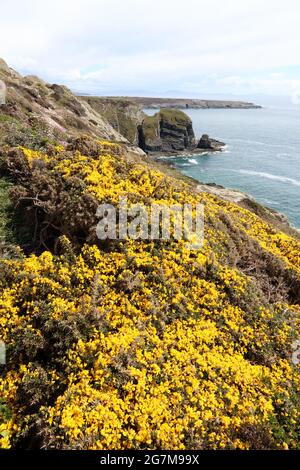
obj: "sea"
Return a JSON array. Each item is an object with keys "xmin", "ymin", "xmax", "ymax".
[{"xmin": 145, "ymin": 102, "xmax": 300, "ymax": 228}]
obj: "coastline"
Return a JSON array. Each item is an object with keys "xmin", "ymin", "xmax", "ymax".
[
  {"xmin": 150, "ymin": 149, "xmax": 300, "ymax": 239},
  {"xmin": 149, "ymin": 148, "xmax": 216, "ymax": 158},
  {"xmin": 98, "ymin": 96, "xmax": 262, "ymax": 110}
]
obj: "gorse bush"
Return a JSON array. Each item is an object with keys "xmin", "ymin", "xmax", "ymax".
[{"xmin": 0, "ymin": 138, "xmax": 299, "ymax": 449}]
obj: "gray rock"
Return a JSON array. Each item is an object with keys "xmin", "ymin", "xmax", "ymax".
[
  {"xmin": 0, "ymin": 80, "xmax": 6, "ymax": 105},
  {"xmin": 139, "ymin": 109, "xmax": 195, "ymax": 153},
  {"xmin": 197, "ymin": 134, "xmax": 225, "ymax": 151}
]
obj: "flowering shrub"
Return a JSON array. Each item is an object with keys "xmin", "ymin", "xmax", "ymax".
[{"xmin": 0, "ymin": 138, "xmax": 299, "ymax": 449}]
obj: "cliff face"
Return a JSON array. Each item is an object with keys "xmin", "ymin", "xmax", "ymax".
[
  {"xmin": 138, "ymin": 109, "xmax": 195, "ymax": 152},
  {"xmin": 77, "ymin": 97, "xmax": 226, "ymax": 154},
  {"xmin": 79, "ymin": 98, "xmax": 197, "ymax": 152},
  {"xmin": 0, "ymin": 79, "xmax": 6, "ymax": 105},
  {"xmin": 197, "ymin": 134, "xmax": 225, "ymax": 151},
  {"xmin": 0, "ymin": 59, "xmax": 127, "ymax": 149},
  {"xmin": 80, "ymin": 96, "xmax": 144, "ymax": 145}
]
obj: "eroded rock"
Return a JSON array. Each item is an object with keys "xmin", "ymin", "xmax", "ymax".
[
  {"xmin": 197, "ymin": 134, "xmax": 225, "ymax": 151},
  {"xmin": 139, "ymin": 109, "xmax": 195, "ymax": 153}
]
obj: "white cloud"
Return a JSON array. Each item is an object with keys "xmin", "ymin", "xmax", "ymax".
[{"xmin": 1, "ymin": 0, "xmax": 300, "ymax": 96}]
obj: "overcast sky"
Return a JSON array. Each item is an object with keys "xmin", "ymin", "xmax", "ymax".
[{"xmin": 1, "ymin": 0, "xmax": 300, "ymax": 99}]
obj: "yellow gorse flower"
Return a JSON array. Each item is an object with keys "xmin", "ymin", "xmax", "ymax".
[{"xmin": 0, "ymin": 141, "xmax": 299, "ymax": 450}]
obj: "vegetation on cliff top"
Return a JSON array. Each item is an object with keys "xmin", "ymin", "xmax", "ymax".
[
  {"xmin": 139, "ymin": 109, "xmax": 195, "ymax": 152},
  {"xmin": 140, "ymin": 113, "xmax": 160, "ymax": 141},
  {"xmin": 0, "ymin": 137, "xmax": 299, "ymax": 450},
  {"xmin": 142, "ymin": 109, "xmax": 192, "ymax": 140},
  {"xmin": 159, "ymin": 108, "xmax": 193, "ymax": 125}
]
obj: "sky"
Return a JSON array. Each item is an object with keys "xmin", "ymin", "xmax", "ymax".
[{"xmin": 1, "ymin": 0, "xmax": 300, "ymax": 100}]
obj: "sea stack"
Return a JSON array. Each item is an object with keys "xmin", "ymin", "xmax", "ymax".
[
  {"xmin": 138, "ymin": 109, "xmax": 195, "ymax": 153},
  {"xmin": 197, "ymin": 134, "xmax": 225, "ymax": 151}
]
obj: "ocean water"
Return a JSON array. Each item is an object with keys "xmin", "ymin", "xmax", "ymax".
[{"xmin": 148, "ymin": 105, "xmax": 300, "ymax": 228}]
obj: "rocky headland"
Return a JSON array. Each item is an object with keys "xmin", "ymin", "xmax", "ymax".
[
  {"xmin": 81, "ymin": 96, "xmax": 226, "ymax": 156},
  {"xmin": 101, "ymin": 96, "xmax": 262, "ymax": 110},
  {"xmin": 137, "ymin": 109, "xmax": 195, "ymax": 153},
  {"xmin": 0, "ymin": 57, "xmax": 293, "ymax": 233},
  {"xmin": 137, "ymin": 110, "xmax": 226, "ymax": 155}
]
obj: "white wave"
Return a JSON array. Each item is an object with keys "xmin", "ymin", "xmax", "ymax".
[
  {"xmin": 237, "ymin": 170, "xmax": 300, "ymax": 187},
  {"xmin": 188, "ymin": 158, "xmax": 198, "ymax": 164},
  {"xmin": 262, "ymin": 199, "xmax": 280, "ymax": 206}
]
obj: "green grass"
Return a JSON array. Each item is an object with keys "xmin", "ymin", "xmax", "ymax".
[
  {"xmin": 142, "ymin": 113, "xmax": 160, "ymax": 140},
  {"xmin": 0, "ymin": 114, "xmax": 18, "ymax": 124},
  {"xmin": 159, "ymin": 108, "xmax": 191, "ymax": 124},
  {"xmin": 142, "ymin": 109, "xmax": 192, "ymax": 142}
]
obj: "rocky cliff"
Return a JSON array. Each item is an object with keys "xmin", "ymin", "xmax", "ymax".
[
  {"xmin": 80, "ymin": 96, "xmax": 144, "ymax": 145},
  {"xmin": 0, "ymin": 59, "xmax": 225, "ymax": 157},
  {"xmin": 0, "ymin": 79, "xmax": 6, "ymax": 105},
  {"xmin": 78, "ymin": 96, "xmax": 227, "ymax": 154},
  {"xmin": 138, "ymin": 109, "xmax": 195, "ymax": 153},
  {"xmin": 0, "ymin": 59, "xmax": 128, "ymax": 149},
  {"xmin": 1, "ymin": 60, "xmax": 300, "ymax": 451},
  {"xmin": 197, "ymin": 134, "xmax": 226, "ymax": 151},
  {"xmin": 78, "ymin": 97, "xmax": 197, "ymax": 152}
]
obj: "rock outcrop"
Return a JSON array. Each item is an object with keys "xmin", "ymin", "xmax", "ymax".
[
  {"xmin": 0, "ymin": 80, "xmax": 6, "ymax": 105},
  {"xmin": 0, "ymin": 58, "xmax": 128, "ymax": 148},
  {"xmin": 78, "ymin": 97, "xmax": 228, "ymax": 155},
  {"xmin": 197, "ymin": 134, "xmax": 225, "ymax": 151},
  {"xmin": 0, "ymin": 58, "xmax": 227, "ymax": 157},
  {"xmin": 138, "ymin": 109, "xmax": 195, "ymax": 153},
  {"xmin": 80, "ymin": 96, "xmax": 144, "ymax": 145}
]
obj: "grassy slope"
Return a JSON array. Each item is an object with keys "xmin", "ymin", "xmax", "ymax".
[
  {"xmin": 141, "ymin": 113, "xmax": 160, "ymax": 140},
  {"xmin": 159, "ymin": 108, "xmax": 192, "ymax": 125}
]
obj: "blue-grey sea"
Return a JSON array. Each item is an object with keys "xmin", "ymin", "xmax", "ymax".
[{"xmin": 146, "ymin": 104, "xmax": 300, "ymax": 228}]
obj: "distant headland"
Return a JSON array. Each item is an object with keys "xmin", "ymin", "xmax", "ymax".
[{"xmin": 96, "ymin": 96, "xmax": 262, "ymax": 110}]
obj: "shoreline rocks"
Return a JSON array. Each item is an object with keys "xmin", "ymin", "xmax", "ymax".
[
  {"xmin": 138, "ymin": 110, "xmax": 226, "ymax": 155},
  {"xmin": 197, "ymin": 134, "xmax": 226, "ymax": 151}
]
